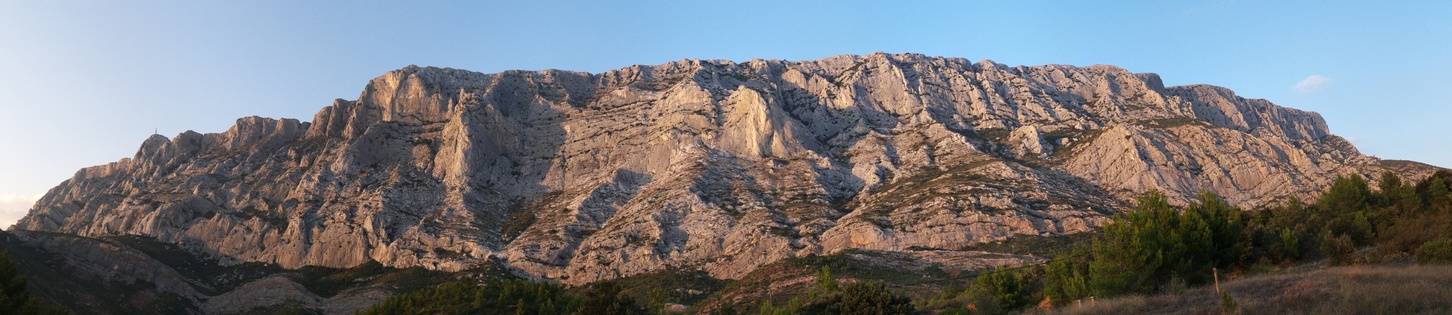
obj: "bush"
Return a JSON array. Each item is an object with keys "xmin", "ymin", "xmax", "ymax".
[
  {"xmin": 1043, "ymin": 250, "xmax": 1090, "ymax": 305},
  {"xmin": 578, "ymin": 282, "xmax": 647, "ymax": 315},
  {"xmin": 966, "ymin": 268, "xmax": 1033, "ymax": 311},
  {"xmin": 1089, "ymin": 191, "xmax": 1243, "ymax": 297},
  {"xmin": 357, "ymin": 279, "xmax": 580, "ymax": 315},
  {"xmin": 814, "ymin": 266, "xmax": 838, "ymax": 293},
  {"xmin": 758, "ymin": 297, "xmax": 803, "ymax": 315},
  {"xmin": 1219, "ymin": 290, "xmax": 1238, "ymax": 315},
  {"xmin": 1320, "ymin": 174, "xmax": 1370, "ymax": 214},
  {"xmin": 1089, "ymin": 192, "xmax": 1172, "ymax": 296},
  {"xmin": 1322, "ymin": 232, "xmax": 1356, "ymax": 266},
  {"xmin": 1416, "ymin": 238, "xmax": 1452, "ymax": 265},
  {"xmin": 800, "ymin": 281, "xmax": 912, "ymax": 315},
  {"xmin": 0, "ymin": 251, "xmax": 69, "ymax": 315}
]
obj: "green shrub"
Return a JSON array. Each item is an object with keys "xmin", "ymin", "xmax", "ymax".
[
  {"xmin": 814, "ymin": 266, "xmax": 838, "ymax": 293},
  {"xmin": 966, "ymin": 268, "xmax": 1032, "ymax": 311},
  {"xmin": 1089, "ymin": 191, "xmax": 1243, "ymax": 297},
  {"xmin": 357, "ymin": 279, "xmax": 581, "ymax": 315},
  {"xmin": 1415, "ymin": 238, "xmax": 1452, "ymax": 265},
  {"xmin": 1219, "ymin": 290, "xmax": 1238, "ymax": 315},
  {"xmin": 1043, "ymin": 250, "xmax": 1090, "ymax": 305},
  {"xmin": 800, "ymin": 281, "xmax": 912, "ymax": 315},
  {"xmin": 758, "ymin": 298, "xmax": 802, "ymax": 315},
  {"xmin": 0, "ymin": 251, "xmax": 69, "ymax": 315},
  {"xmin": 1322, "ymin": 232, "xmax": 1357, "ymax": 265},
  {"xmin": 577, "ymin": 282, "xmax": 646, "ymax": 315}
]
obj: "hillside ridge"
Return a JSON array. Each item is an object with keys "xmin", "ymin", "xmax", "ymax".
[{"xmin": 12, "ymin": 53, "xmax": 1436, "ymax": 288}]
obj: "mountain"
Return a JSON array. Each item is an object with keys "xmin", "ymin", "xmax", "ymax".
[{"xmin": 6, "ymin": 52, "xmax": 1438, "ymax": 313}]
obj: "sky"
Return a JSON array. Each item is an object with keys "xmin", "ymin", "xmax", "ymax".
[{"xmin": 1, "ymin": 1, "xmax": 1449, "ymax": 228}]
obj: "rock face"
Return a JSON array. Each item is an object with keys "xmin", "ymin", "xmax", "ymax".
[
  {"xmin": 12, "ymin": 53, "xmax": 1433, "ymax": 285},
  {"xmin": 202, "ymin": 276, "xmax": 320, "ymax": 315}
]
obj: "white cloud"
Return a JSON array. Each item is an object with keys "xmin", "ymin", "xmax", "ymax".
[
  {"xmin": 1293, "ymin": 75, "xmax": 1332, "ymax": 94},
  {"xmin": 1345, "ymin": 136, "xmax": 1360, "ymax": 144},
  {"xmin": 0, "ymin": 194, "xmax": 40, "ymax": 229}
]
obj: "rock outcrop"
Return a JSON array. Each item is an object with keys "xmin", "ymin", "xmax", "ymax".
[
  {"xmin": 12, "ymin": 53, "xmax": 1435, "ymax": 288},
  {"xmin": 202, "ymin": 276, "xmax": 320, "ymax": 315}
]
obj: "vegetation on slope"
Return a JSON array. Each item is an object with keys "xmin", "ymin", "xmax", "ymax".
[
  {"xmin": 918, "ymin": 170, "xmax": 1452, "ymax": 314},
  {"xmin": 0, "ymin": 251, "xmax": 69, "ymax": 315},
  {"xmin": 355, "ymin": 170, "xmax": 1452, "ymax": 314},
  {"xmin": 107, "ymin": 235, "xmax": 485, "ymax": 298},
  {"xmin": 356, "ymin": 279, "xmax": 588, "ymax": 315},
  {"xmin": 1045, "ymin": 264, "xmax": 1452, "ymax": 315},
  {"xmin": 694, "ymin": 251, "xmax": 934, "ymax": 314}
]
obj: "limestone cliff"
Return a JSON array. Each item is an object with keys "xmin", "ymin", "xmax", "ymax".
[{"xmin": 12, "ymin": 53, "xmax": 1433, "ymax": 287}]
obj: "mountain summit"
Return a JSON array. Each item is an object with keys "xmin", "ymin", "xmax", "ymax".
[{"xmin": 12, "ymin": 53, "xmax": 1434, "ymax": 290}]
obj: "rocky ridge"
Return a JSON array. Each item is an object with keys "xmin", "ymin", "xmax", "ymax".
[{"xmin": 12, "ymin": 53, "xmax": 1433, "ymax": 293}]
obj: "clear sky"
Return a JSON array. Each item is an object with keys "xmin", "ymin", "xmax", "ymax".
[{"xmin": 1, "ymin": 1, "xmax": 1449, "ymax": 227}]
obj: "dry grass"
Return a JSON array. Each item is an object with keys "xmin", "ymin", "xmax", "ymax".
[{"xmin": 1042, "ymin": 264, "xmax": 1452, "ymax": 315}]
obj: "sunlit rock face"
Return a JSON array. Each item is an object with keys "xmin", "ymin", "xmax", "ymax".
[{"xmin": 13, "ymin": 53, "xmax": 1431, "ymax": 285}]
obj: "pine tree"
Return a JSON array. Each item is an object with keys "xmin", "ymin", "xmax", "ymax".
[
  {"xmin": 1321, "ymin": 174, "xmax": 1370, "ymax": 214},
  {"xmin": 1089, "ymin": 191, "xmax": 1169, "ymax": 296},
  {"xmin": 1044, "ymin": 249, "xmax": 1090, "ymax": 304},
  {"xmin": 0, "ymin": 251, "xmax": 32, "ymax": 313},
  {"xmin": 814, "ymin": 266, "xmax": 838, "ymax": 293},
  {"xmin": 0, "ymin": 251, "xmax": 64, "ymax": 315}
]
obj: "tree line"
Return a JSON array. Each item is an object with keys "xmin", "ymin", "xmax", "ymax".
[{"xmin": 921, "ymin": 170, "xmax": 1452, "ymax": 313}]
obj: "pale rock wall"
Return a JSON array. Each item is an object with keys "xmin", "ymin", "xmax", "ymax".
[{"xmin": 13, "ymin": 53, "xmax": 1434, "ymax": 286}]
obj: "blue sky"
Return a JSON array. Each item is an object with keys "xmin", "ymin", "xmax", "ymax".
[{"xmin": 1, "ymin": 1, "xmax": 1449, "ymax": 226}]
